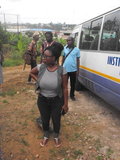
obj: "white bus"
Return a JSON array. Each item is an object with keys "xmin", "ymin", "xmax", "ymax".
[{"xmin": 72, "ymin": 7, "xmax": 120, "ymax": 110}]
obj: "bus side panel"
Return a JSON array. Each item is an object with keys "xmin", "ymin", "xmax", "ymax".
[
  {"xmin": 79, "ymin": 67, "xmax": 120, "ymax": 95},
  {"xmin": 80, "ymin": 51, "xmax": 120, "ymax": 89},
  {"xmin": 79, "ymin": 68, "xmax": 120, "ymax": 110},
  {"xmin": 78, "ymin": 51, "xmax": 120, "ymax": 110}
]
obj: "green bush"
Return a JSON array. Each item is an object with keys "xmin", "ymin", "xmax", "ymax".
[
  {"xmin": 3, "ymin": 58, "xmax": 23, "ymax": 67},
  {"xmin": 1, "ymin": 29, "xmax": 66, "ymax": 67}
]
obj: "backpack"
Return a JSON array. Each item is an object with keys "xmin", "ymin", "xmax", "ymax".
[
  {"xmin": 23, "ymin": 51, "xmax": 31, "ymax": 65},
  {"xmin": 23, "ymin": 41, "xmax": 36, "ymax": 65},
  {"xmin": 35, "ymin": 64, "xmax": 63, "ymax": 97}
]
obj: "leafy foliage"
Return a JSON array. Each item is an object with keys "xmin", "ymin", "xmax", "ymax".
[
  {"xmin": 0, "ymin": 25, "xmax": 9, "ymax": 50},
  {"xmin": 0, "ymin": 26, "xmax": 66, "ymax": 67}
]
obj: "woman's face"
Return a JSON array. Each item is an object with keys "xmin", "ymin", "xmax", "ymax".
[{"xmin": 42, "ymin": 50, "xmax": 55, "ymax": 65}]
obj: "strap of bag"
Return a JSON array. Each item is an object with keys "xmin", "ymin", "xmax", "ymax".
[
  {"xmin": 35, "ymin": 64, "xmax": 47, "ymax": 91},
  {"xmin": 63, "ymin": 47, "xmax": 74, "ymax": 64}
]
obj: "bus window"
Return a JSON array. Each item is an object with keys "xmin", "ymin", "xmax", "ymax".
[
  {"xmin": 100, "ymin": 10, "xmax": 120, "ymax": 51},
  {"xmin": 79, "ymin": 21, "xmax": 91, "ymax": 49},
  {"xmin": 79, "ymin": 18, "xmax": 102, "ymax": 50},
  {"xmin": 74, "ymin": 32, "xmax": 78, "ymax": 46},
  {"xmin": 89, "ymin": 18, "xmax": 102, "ymax": 50}
]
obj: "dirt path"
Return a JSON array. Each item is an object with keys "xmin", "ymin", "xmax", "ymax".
[{"xmin": 0, "ymin": 65, "xmax": 120, "ymax": 160}]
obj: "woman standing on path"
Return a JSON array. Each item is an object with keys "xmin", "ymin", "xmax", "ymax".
[{"xmin": 30, "ymin": 43, "xmax": 68, "ymax": 147}]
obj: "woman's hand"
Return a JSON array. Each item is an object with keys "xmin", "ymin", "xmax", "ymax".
[
  {"xmin": 30, "ymin": 67, "xmax": 38, "ymax": 81},
  {"xmin": 62, "ymin": 105, "xmax": 68, "ymax": 113}
]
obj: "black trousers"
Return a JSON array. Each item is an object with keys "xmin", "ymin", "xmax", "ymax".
[
  {"xmin": 67, "ymin": 71, "xmax": 76, "ymax": 98},
  {"xmin": 28, "ymin": 60, "xmax": 37, "ymax": 82},
  {"xmin": 37, "ymin": 95, "xmax": 62, "ymax": 134}
]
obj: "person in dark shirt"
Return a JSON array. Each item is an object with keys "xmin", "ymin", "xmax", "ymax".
[
  {"xmin": 40, "ymin": 32, "xmax": 60, "ymax": 63},
  {"xmin": 27, "ymin": 32, "xmax": 39, "ymax": 83},
  {"xmin": 40, "ymin": 32, "xmax": 56, "ymax": 54}
]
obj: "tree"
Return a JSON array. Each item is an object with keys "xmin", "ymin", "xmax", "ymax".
[{"xmin": 0, "ymin": 24, "xmax": 9, "ymax": 49}]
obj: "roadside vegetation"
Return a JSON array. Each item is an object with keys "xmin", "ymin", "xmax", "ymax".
[{"xmin": 0, "ymin": 25, "xmax": 66, "ymax": 67}]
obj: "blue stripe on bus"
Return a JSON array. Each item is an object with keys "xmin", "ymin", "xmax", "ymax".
[
  {"xmin": 79, "ymin": 68, "xmax": 120, "ymax": 110},
  {"xmin": 79, "ymin": 68, "xmax": 120, "ymax": 95}
]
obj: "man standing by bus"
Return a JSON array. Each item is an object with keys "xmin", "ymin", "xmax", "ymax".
[{"xmin": 62, "ymin": 36, "xmax": 80, "ymax": 101}]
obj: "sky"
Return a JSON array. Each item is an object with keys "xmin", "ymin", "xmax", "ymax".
[{"xmin": 0, "ymin": 0, "xmax": 120, "ymax": 24}]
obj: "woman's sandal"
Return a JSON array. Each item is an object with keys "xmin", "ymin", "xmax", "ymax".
[
  {"xmin": 54, "ymin": 138, "xmax": 61, "ymax": 148},
  {"xmin": 40, "ymin": 137, "xmax": 49, "ymax": 147}
]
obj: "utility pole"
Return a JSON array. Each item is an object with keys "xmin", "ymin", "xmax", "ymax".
[
  {"xmin": 3, "ymin": 13, "xmax": 6, "ymax": 30},
  {"xmin": 17, "ymin": 14, "xmax": 19, "ymax": 33},
  {"xmin": 0, "ymin": 12, "xmax": 20, "ymax": 32}
]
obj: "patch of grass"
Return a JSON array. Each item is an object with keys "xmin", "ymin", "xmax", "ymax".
[
  {"xmin": 70, "ymin": 132, "xmax": 81, "ymax": 141},
  {"xmin": 2, "ymin": 99, "xmax": 9, "ymax": 103},
  {"xmin": 50, "ymin": 147, "xmax": 69, "ymax": 159},
  {"xmin": 22, "ymin": 120, "xmax": 28, "ymax": 127},
  {"xmin": 73, "ymin": 149, "xmax": 83, "ymax": 158},
  {"xmin": 96, "ymin": 148, "xmax": 114, "ymax": 160},
  {"xmin": 79, "ymin": 116, "xmax": 88, "ymax": 121},
  {"xmin": 7, "ymin": 90, "xmax": 16, "ymax": 96},
  {"xmin": 49, "ymin": 149, "xmax": 57, "ymax": 157},
  {"xmin": 30, "ymin": 109, "xmax": 35, "ymax": 113},
  {"xmin": 20, "ymin": 138, "xmax": 29, "ymax": 146},
  {"xmin": 37, "ymin": 135, "xmax": 43, "ymax": 139},
  {"xmin": 106, "ymin": 148, "xmax": 114, "ymax": 158},
  {"xmin": 31, "ymin": 117, "xmax": 36, "ymax": 122},
  {"xmin": 94, "ymin": 138, "xmax": 102, "ymax": 151},
  {"xmin": 64, "ymin": 133, "xmax": 72, "ymax": 140},
  {"xmin": 0, "ymin": 90, "xmax": 16, "ymax": 97},
  {"xmin": 57, "ymin": 148, "xmax": 68, "ymax": 156},
  {"xmin": 3, "ymin": 58, "xmax": 23, "ymax": 67},
  {"xmin": 74, "ymin": 133, "xmax": 80, "ymax": 139},
  {"xmin": 96, "ymin": 155, "xmax": 104, "ymax": 160},
  {"xmin": 20, "ymin": 148, "xmax": 26, "ymax": 153},
  {"xmin": 0, "ymin": 92, "xmax": 6, "ymax": 97},
  {"xmin": 21, "ymin": 88, "xmax": 27, "ymax": 92}
]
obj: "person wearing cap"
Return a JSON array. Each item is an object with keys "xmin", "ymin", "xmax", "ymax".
[{"xmin": 27, "ymin": 32, "xmax": 39, "ymax": 83}]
